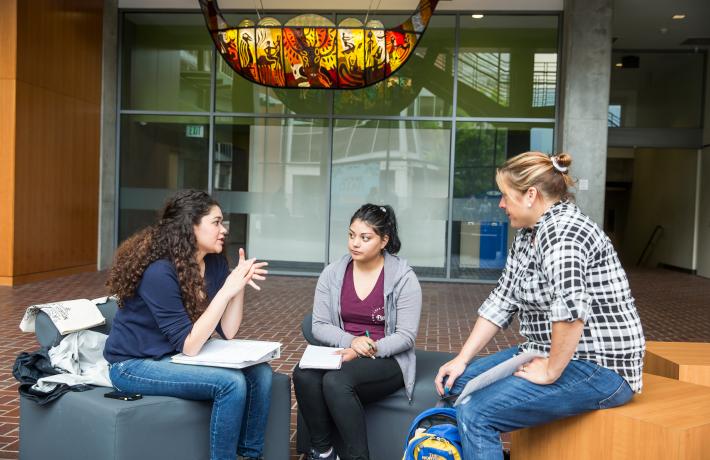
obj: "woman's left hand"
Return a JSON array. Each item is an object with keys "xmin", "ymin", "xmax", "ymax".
[
  {"xmin": 236, "ymin": 248, "xmax": 269, "ymax": 291},
  {"xmin": 514, "ymin": 357, "xmax": 559, "ymax": 385},
  {"xmin": 350, "ymin": 336, "xmax": 377, "ymax": 358},
  {"xmin": 337, "ymin": 348, "xmax": 359, "ymax": 362}
]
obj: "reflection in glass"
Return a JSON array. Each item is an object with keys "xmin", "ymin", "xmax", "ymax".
[
  {"xmin": 121, "ymin": 14, "xmax": 213, "ymax": 112},
  {"xmin": 532, "ymin": 53, "xmax": 557, "ymax": 107},
  {"xmin": 609, "ymin": 52, "xmax": 704, "ymax": 128},
  {"xmin": 457, "ymin": 15, "xmax": 558, "ymax": 118},
  {"xmin": 608, "ymin": 105, "xmax": 622, "ymax": 128},
  {"xmin": 330, "ymin": 120, "xmax": 451, "ymax": 277},
  {"xmin": 452, "ymin": 122, "xmax": 554, "ymax": 280},
  {"xmin": 119, "ymin": 115, "xmax": 210, "ymax": 241},
  {"xmin": 458, "ymin": 52, "xmax": 510, "ymax": 107},
  {"xmin": 212, "ymin": 117, "xmax": 329, "ymax": 272}
]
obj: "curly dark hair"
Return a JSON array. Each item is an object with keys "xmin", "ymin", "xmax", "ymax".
[{"xmin": 107, "ymin": 190, "xmax": 221, "ymax": 322}]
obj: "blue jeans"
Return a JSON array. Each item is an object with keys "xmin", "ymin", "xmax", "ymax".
[
  {"xmin": 109, "ymin": 357, "xmax": 272, "ymax": 460},
  {"xmin": 451, "ymin": 346, "xmax": 633, "ymax": 460}
]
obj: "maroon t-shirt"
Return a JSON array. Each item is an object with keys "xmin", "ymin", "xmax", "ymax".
[{"xmin": 340, "ymin": 261, "xmax": 386, "ymax": 340}]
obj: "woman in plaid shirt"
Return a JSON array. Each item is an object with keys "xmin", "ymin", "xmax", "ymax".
[{"xmin": 435, "ymin": 151, "xmax": 645, "ymax": 460}]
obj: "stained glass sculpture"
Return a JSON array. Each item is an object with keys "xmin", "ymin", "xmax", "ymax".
[{"xmin": 199, "ymin": 0, "xmax": 439, "ymax": 89}]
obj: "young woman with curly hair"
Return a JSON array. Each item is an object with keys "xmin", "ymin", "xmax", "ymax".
[{"xmin": 103, "ymin": 189, "xmax": 271, "ymax": 460}]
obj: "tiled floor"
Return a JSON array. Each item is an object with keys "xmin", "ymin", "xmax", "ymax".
[{"xmin": 1, "ymin": 267, "xmax": 709, "ymax": 459}]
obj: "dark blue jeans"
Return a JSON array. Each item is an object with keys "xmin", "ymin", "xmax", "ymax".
[
  {"xmin": 451, "ymin": 346, "xmax": 634, "ymax": 460},
  {"xmin": 109, "ymin": 357, "xmax": 272, "ymax": 460}
]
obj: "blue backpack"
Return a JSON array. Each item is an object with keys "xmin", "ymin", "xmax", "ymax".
[{"xmin": 402, "ymin": 407, "xmax": 463, "ymax": 460}]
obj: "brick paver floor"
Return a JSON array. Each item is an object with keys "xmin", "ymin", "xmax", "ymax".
[{"xmin": 1, "ymin": 267, "xmax": 708, "ymax": 459}]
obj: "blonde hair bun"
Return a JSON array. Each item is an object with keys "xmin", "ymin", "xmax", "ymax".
[
  {"xmin": 497, "ymin": 151, "xmax": 575, "ymax": 202},
  {"xmin": 554, "ymin": 153, "xmax": 572, "ymax": 170}
]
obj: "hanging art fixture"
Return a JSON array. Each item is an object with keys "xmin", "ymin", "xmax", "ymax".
[{"xmin": 198, "ymin": 0, "xmax": 440, "ymax": 89}]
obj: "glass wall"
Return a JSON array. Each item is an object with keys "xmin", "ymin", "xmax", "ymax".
[
  {"xmin": 457, "ymin": 15, "xmax": 558, "ymax": 119},
  {"xmin": 212, "ymin": 117, "xmax": 329, "ymax": 272},
  {"xmin": 330, "ymin": 120, "xmax": 451, "ymax": 276},
  {"xmin": 119, "ymin": 115, "xmax": 209, "ymax": 240},
  {"xmin": 118, "ymin": 11, "xmax": 559, "ymax": 281},
  {"xmin": 451, "ymin": 122, "xmax": 554, "ymax": 280},
  {"xmin": 121, "ymin": 14, "xmax": 214, "ymax": 112},
  {"xmin": 609, "ymin": 52, "xmax": 705, "ymax": 128}
]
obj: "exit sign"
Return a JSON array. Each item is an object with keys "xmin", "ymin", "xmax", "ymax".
[{"xmin": 186, "ymin": 125, "xmax": 204, "ymax": 138}]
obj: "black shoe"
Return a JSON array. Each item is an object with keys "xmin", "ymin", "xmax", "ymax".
[{"xmin": 308, "ymin": 448, "xmax": 336, "ymax": 460}]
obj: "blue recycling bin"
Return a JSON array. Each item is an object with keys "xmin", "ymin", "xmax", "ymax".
[{"xmin": 479, "ymin": 221, "xmax": 508, "ymax": 269}]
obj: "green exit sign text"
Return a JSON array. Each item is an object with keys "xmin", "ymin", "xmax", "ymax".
[{"xmin": 186, "ymin": 125, "xmax": 204, "ymax": 138}]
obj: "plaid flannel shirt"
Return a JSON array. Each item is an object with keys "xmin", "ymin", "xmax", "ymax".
[{"xmin": 478, "ymin": 201, "xmax": 645, "ymax": 392}]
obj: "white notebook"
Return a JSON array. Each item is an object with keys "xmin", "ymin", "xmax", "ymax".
[
  {"xmin": 172, "ymin": 339, "xmax": 281, "ymax": 369},
  {"xmin": 299, "ymin": 345, "xmax": 344, "ymax": 370}
]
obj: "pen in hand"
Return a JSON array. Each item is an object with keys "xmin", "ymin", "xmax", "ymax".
[{"xmin": 365, "ymin": 330, "xmax": 376, "ymax": 359}]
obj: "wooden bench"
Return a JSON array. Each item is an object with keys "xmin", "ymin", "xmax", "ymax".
[
  {"xmin": 645, "ymin": 341, "xmax": 710, "ymax": 388},
  {"xmin": 510, "ymin": 373, "xmax": 710, "ymax": 460}
]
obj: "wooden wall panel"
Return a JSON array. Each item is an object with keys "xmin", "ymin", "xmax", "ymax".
[
  {"xmin": 13, "ymin": 82, "xmax": 101, "ymax": 276},
  {"xmin": 0, "ymin": 0, "xmax": 17, "ymax": 79},
  {"xmin": 0, "ymin": 80, "xmax": 16, "ymax": 284},
  {"xmin": 0, "ymin": 0, "xmax": 17, "ymax": 284},
  {"xmin": 8, "ymin": 0, "xmax": 103, "ymax": 282},
  {"xmin": 16, "ymin": 0, "xmax": 103, "ymax": 105}
]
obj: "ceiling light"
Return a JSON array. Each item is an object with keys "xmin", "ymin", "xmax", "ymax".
[
  {"xmin": 615, "ymin": 63, "xmax": 623, "ymax": 67},
  {"xmin": 672, "ymin": 14, "xmax": 686, "ymax": 20},
  {"xmin": 471, "ymin": 14, "xmax": 484, "ymax": 19}
]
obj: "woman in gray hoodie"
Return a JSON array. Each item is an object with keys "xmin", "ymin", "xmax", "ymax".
[{"xmin": 293, "ymin": 204, "xmax": 422, "ymax": 460}]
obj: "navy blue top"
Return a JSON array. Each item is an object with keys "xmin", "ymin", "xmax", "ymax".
[{"xmin": 104, "ymin": 253, "xmax": 229, "ymax": 364}]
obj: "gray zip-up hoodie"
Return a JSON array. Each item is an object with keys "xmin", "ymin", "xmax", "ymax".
[{"xmin": 312, "ymin": 252, "xmax": 422, "ymax": 400}]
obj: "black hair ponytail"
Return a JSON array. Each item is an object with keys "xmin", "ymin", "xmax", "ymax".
[{"xmin": 349, "ymin": 203, "xmax": 401, "ymax": 254}]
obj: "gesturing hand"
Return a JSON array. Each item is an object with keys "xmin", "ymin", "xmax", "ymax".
[
  {"xmin": 237, "ymin": 248, "xmax": 268, "ymax": 291},
  {"xmin": 223, "ymin": 248, "xmax": 268, "ymax": 296}
]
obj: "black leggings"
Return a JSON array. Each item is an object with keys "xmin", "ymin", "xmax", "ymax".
[{"xmin": 293, "ymin": 357, "xmax": 404, "ymax": 460}]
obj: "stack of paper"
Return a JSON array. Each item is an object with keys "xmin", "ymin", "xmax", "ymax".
[
  {"xmin": 20, "ymin": 298, "xmax": 106, "ymax": 335},
  {"xmin": 299, "ymin": 345, "xmax": 343, "ymax": 370},
  {"xmin": 172, "ymin": 339, "xmax": 281, "ymax": 369}
]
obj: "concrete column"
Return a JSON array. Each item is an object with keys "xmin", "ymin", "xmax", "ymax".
[
  {"xmin": 557, "ymin": 0, "xmax": 612, "ymax": 225},
  {"xmin": 98, "ymin": 0, "xmax": 118, "ymax": 270}
]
